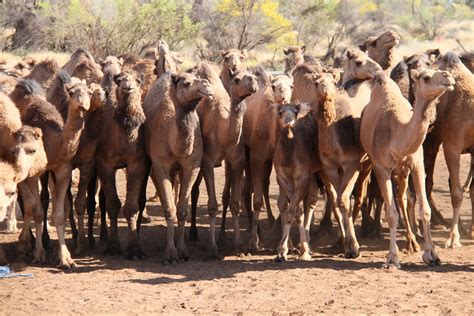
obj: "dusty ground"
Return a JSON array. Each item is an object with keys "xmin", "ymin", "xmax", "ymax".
[{"xmin": 1, "ymin": 150, "xmax": 473, "ymax": 315}]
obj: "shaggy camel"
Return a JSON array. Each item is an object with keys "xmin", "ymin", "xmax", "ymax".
[
  {"xmin": 283, "ymin": 45, "xmax": 306, "ymax": 74},
  {"xmin": 239, "ymin": 74, "xmax": 293, "ymax": 251},
  {"xmin": 361, "ymin": 68, "xmax": 454, "ymax": 267},
  {"xmin": 10, "ymin": 78, "xmax": 92, "ymax": 268},
  {"xmin": 273, "ymin": 102, "xmax": 321, "ymax": 261},
  {"xmin": 144, "ymin": 72, "xmax": 214, "ymax": 262},
  {"xmin": 432, "ymin": 53, "xmax": 474, "ymax": 244},
  {"xmin": 189, "ymin": 62, "xmax": 257, "ymax": 256},
  {"xmin": 96, "ymin": 70, "xmax": 149, "ymax": 259}
]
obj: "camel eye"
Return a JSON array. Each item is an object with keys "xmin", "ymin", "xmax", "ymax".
[
  {"xmin": 6, "ymin": 191, "xmax": 15, "ymax": 198},
  {"xmin": 423, "ymin": 76, "xmax": 430, "ymax": 81},
  {"xmin": 290, "ymin": 84, "xmax": 294, "ymax": 89},
  {"xmin": 26, "ymin": 149, "xmax": 36, "ymax": 155},
  {"xmin": 355, "ymin": 61, "xmax": 362, "ymax": 67},
  {"xmin": 224, "ymin": 57, "xmax": 229, "ymax": 62}
]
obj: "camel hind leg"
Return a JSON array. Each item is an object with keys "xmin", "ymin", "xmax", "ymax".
[
  {"xmin": 394, "ymin": 174, "xmax": 420, "ymax": 253},
  {"xmin": 189, "ymin": 171, "xmax": 202, "ymax": 242},
  {"xmin": 444, "ymin": 148, "xmax": 463, "ymax": 248}
]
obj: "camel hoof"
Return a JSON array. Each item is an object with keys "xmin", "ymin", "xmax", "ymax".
[
  {"xmin": 58, "ymin": 256, "xmax": 77, "ymax": 269},
  {"xmin": 103, "ymin": 240, "xmax": 123, "ymax": 256},
  {"xmin": 245, "ymin": 237, "xmax": 261, "ymax": 253},
  {"xmin": 274, "ymin": 254, "xmax": 287, "ymax": 262},
  {"xmin": 422, "ymin": 251, "xmax": 441, "ymax": 267},
  {"xmin": 382, "ymin": 261, "xmax": 401, "ymax": 270},
  {"xmin": 32, "ymin": 248, "xmax": 47, "ymax": 265},
  {"xmin": 141, "ymin": 215, "xmax": 152, "ymax": 224},
  {"xmin": 298, "ymin": 252, "xmax": 312, "ymax": 261},
  {"xmin": 188, "ymin": 227, "xmax": 199, "ymax": 242},
  {"xmin": 405, "ymin": 239, "xmax": 421, "ymax": 254},
  {"xmin": 207, "ymin": 246, "xmax": 221, "ymax": 260},
  {"xmin": 444, "ymin": 237, "xmax": 462, "ymax": 249},
  {"xmin": 126, "ymin": 246, "xmax": 145, "ymax": 260},
  {"xmin": 177, "ymin": 246, "xmax": 190, "ymax": 262},
  {"xmin": 162, "ymin": 258, "xmax": 178, "ymax": 266}
]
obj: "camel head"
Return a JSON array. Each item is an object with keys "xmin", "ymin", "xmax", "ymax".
[
  {"xmin": 170, "ymin": 72, "xmax": 214, "ymax": 110},
  {"xmin": 64, "ymin": 79, "xmax": 93, "ymax": 113},
  {"xmin": 89, "ymin": 83, "xmax": 106, "ymax": 112},
  {"xmin": 277, "ymin": 103, "xmax": 310, "ymax": 139},
  {"xmin": 343, "ymin": 48, "xmax": 382, "ymax": 81},
  {"xmin": 410, "ymin": 68, "xmax": 455, "ymax": 101},
  {"xmin": 0, "ymin": 161, "xmax": 22, "ymax": 221},
  {"xmin": 100, "ymin": 56, "xmax": 123, "ymax": 78},
  {"xmin": 359, "ymin": 31, "xmax": 399, "ymax": 70},
  {"xmin": 283, "ymin": 45, "xmax": 306, "ymax": 74},
  {"xmin": 404, "ymin": 53, "xmax": 433, "ymax": 72},
  {"xmin": 8, "ymin": 126, "xmax": 44, "ymax": 180},
  {"xmin": 157, "ymin": 40, "xmax": 180, "ymax": 77},
  {"xmin": 271, "ymin": 75, "xmax": 293, "ymax": 104},
  {"xmin": 221, "ymin": 49, "xmax": 247, "ymax": 71},
  {"xmin": 228, "ymin": 68, "xmax": 259, "ymax": 100},
  {"xmin": 114, "ymin": 70, "xmax": 143, "ymax": 100}
]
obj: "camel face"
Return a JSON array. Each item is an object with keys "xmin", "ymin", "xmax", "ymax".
[
  {"xmin": 312, "ymin": 72, "xmax": 337, "ymax": 104},
  {"xmin": 101, "ymin": 56, "xmax": 123, "ymax": 77},
  {"xmin": 272, "ymin": 75, "xmax": 293, "ymax": 104},
  {"xmin": 411, "ymin": 69, "xmax": 455, "ymax": 101},
  {"xmin": 230, "ymin": 69, "xmax": 258, "ymax": 98},
  {"xmin": 344, "ymin": 49, "xmax": 382, "ymax": 80},
  {"xmin": 277, "ymin": 103, "xmax": 310, "ymax": 138},
  {"xmin": 221, "ymin": 49, "xmax": 246, "ymax": 71},
  {"xmin": 115, "ymin": 71, "xmax": 142, "ymax": 98},
  {"xmin": 284, "ymin": 46, "xmax": 305, "ymax": 74},
  {"xmin": 0, "ymin": 162, "xmax": 20, "ymax": 221},
  {"xmin": 361, "ymin": 31, "xmax": 399, "ymax": 58},
  {"xmin": 9, "ymin": 126, "xmax": 43, "ymax": 180},
  {"xmin": 89, "ymin": 83, "xmax": 106, "ymax": 112},
  {"xmin": 65, "ymin": 80, "xmax": 93, "ymax": 113},
  {"xmin": 171, "ymin": 73, "xmax": 214, "ymax": 106}
]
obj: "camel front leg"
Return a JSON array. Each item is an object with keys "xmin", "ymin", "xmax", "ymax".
[
  {"xmin": 74, "ymin": 162, "xmax": 94, "ymax": 255},
  {"xmin": 228, "ymin": 157, "xmax": 246, "ymax": 252},
  {"xmin": 247, "ymin": 157, "xmax": 266, "ymax": 252},
  {"xmin": 151, "ymin": 162, "xmax": 178, "ymax": 263},
  {"xmin": 412, "ymin": 160, "xmax": 440, "ymax": 266},
  {"xmin": 201, "ymin": 162, "xmax": 219, "ymax": 258},
  {"xmin": 444, "ymin": 148, "xmax": 463, "ymax": 248},
  {"xmin": 373, "ymin": 164, "xmax": 400, "ymax": 268},
  {"xmin": 394, "ymin": 175, "xmax": 420, "ymax": 253},
  {"xmin": 122, "ymin": 163, "xmax": 147, "ymax": 260},
  {"xmin": 189, "ymin": 171, "xmax": 202, "ymax": 242},
  {"xmin": 176, "ymin": 166, "xmax": 200, "ymax": 261},
  {"xmin": 275, "ymin": 173, "xmax": 292, "ymax": 262},
  {"xmin": 304, "ymin": 176, "xmax": 319, "ymax": 245},
  {"xmin": 97, "ymin": 163, "xmax": 122, "ymax": 256},
  {"xmin": 52, "ymin": 165, "xmax": 75, "ymax": 268},
  {"xmin": 5, "ymin": 199, "xmax": 18, "ymax": 234}
]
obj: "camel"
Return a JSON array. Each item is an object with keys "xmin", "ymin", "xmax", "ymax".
[
  {"xmin": 359, "ymin": 31, "xmax": 400, "ymax": 70},
  {"xmin": 273, "ymin": 102, "xmax": 320, "ymax": 261},
  {"xmin": 431, "ymin": 53, "xmax": 474, "ymax": 245},
  {"xmin": 95, "ymin": 70, "xmax": 149, "ymax": 260},
  {"xmin": 283, "ymin": 45, "xmax": 306, "ymax": 74},
  {"xmin": 360, "ymin": 68, "xmax": 454, "ymax": 268},
  {"xmin": 238, "ymin": 74, "xmax": 293, "ymax": 251},
  {"xmin": 188, "ymin": 62, "xmax": 257, "ymax": 257},
  {"xmin": 9, "ymin": 77, "xmax": 92, "ymax": 268},
  {"xmin": 144, "ymin": 71, "xmax": 214, "ymax": 263},
  {"xmin": 220, "ymin": 49, "xmax": 247, "ymax": 92},
  {"xmin": 63, "ymin": 48, "xmax": 103, "ymax": 84}
]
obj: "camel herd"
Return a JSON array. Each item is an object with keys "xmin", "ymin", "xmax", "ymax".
[{"xmin": 0, "ymin": 32, "xmax": 472, "ymax": 270}]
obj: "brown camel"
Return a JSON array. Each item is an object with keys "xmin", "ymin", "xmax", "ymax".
[
  {"xmin": 188, "ymin": 62, "xmax": 257, "ymax": 256},
  {"xmin": 432, "ymin": 53, "xmax": 474, "ymax": 245},
  {"xmin": 360, "ymin": 68, "xmax": 454, "ymax": 268},
  {"xmin": 10, "ymin": 78, "xmax": 92, "ymax": 268},
  {"xmin": 144, "ymin": 71, "xmax": 214, "ymax": 263},
  {"xmin": 95, "ymin": 70, "xmax": 149, "ymax": 260},
  {"xmin": 239, "ymin": 74, "xmax": 293, "ymax": 251},
  {"xmin": 273, "ymin": 102, "xmax": 321, "ymax": 261},
  {"xmin": 63, "ymin": 48, "xmax": 103, "ymax": 84}
]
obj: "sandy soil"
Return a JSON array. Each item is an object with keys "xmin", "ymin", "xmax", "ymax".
[{"xmin": 1, "ymin": 150, "xmax": 473, "ymax": 315}]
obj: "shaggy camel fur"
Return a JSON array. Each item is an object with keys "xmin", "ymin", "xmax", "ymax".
[
  {"xmin": 239, "ymin": 74, "xmax": 293, "ymax": 251},
  {"xmin": 273, "ymin": 102, "xmax": 321, "ymax": 261},
  {"xmin": 432, "ymin": 53, "xmax": 474, "ymax": 244},
  {"xmin": 96, "ymin": 70, "xmax": 149, "ymax": 260},
  {"xmin": 220, "ymin": 49, "xmax": 247, "ymax": 92},
  {"xmin": 361, "ymin": 69, "xmax": 454, "ymax": 268},
  {"xmin": 283, "ymin": 45, "xmax": 306, "ymax": 74},
  {"xmin": 10, "ymin": 78, "xmax": 92, "ymax": 268},
  {"xmin": 188, "ymin": 62, "xmax": 257, "ymax": 256},
  {"xmin": 145, "ymin": 72, "xmax": 214, "ymax": 262},
  {"xmin": 63, "ymin": 48, "xmax": 103, "ymax": 84},
  {"xmin": 359, "ymin": 31, "xmax": 400, "ymax": 70}
]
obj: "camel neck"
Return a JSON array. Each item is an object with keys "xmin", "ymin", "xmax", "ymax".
[
  {"xmin": 173, "ymin": 101, "xmax": 200, "ymax": 157},
  {"xmin": 59, "ymin": 108, "xmax": 86, "ymax": 161}
]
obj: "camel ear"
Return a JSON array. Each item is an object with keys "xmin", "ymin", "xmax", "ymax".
[
  {"xmin": 283, "ymin": 48, "xmax": 289, "ymax": 55},
  {"xmin": 170, "ymin": 73, "xmax": 180, "ymax": 86},
  {"xmin": 301, "ymin": 45, "xmax": 306, "ymax": 53},
  {"xmin": 220, "ymin": 50, "xmax": 227, "ymax": 58},
  {"xmin": 410, "ymin": 69, "xmax": 421, "ymax": 81},
  {"xmin": 295, "ymin": 103, "xmax": 310, "ymax": 120},
  {"xmin": 426, "ymin": 48, "xmax": 440, "ymax": 62},
  {"xmin": 346, "ymin": 49, "xmax": 354, "ymax": 59}
]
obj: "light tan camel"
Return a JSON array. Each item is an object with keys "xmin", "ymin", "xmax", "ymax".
[
  {"xmin": 10, "ymin": 78, "xmax": 92, "ymax": 268},
  {"xmin": 360, "ymin": 68, "xmax": 454, "ymax": 268},
  {"xmin": 220, "ymin": 49, "xmax": 247, "ymax": 92},
  {"xmin": 283, "ymin": 45, "xmax": 306, "ymax": 74},
  {"xmin": 95, "ymin": 70, "xmax": 149, "ymax": 260},
  {"xmin": 359, "ymin": 31, "xmax": 399, "ymax": 70},
  {"xmin": 144, "ymin": 71, "xmax": 213, "ymax": 263}
]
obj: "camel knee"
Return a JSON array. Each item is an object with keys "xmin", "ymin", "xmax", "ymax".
[
  {"xmin": 52, "ymin": 211, "xmax": 65, "ymax": 226},
  {"xmin": 386, "ymin": 209, "xmax": 399, "ymax": 228},
  {"xmin": 32, "ymin": 207, "xmax": 44, "ymax": 223},
  {"xmin": 419, "ymin": 207, "xmax": 431, "ymax": 224},
  {"xmin": 164, "ymin": 207, "xmax": 177, "ymax": 222},
  {"xmin": 450, "ymin": 189, "xmax": 463, "ymax": 208},
  {"xmin": 208, "ymin": 199, "xmax": 218, "ymax": 218}
]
